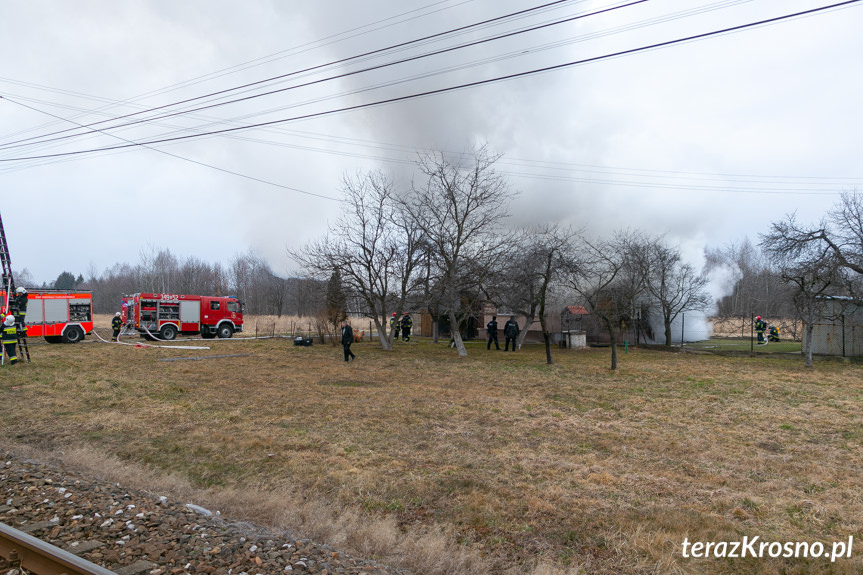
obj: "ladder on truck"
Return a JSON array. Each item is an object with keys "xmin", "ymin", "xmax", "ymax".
[{"xmin": 0, "ymin": 212, "xmax": 30, "ymax": 364}]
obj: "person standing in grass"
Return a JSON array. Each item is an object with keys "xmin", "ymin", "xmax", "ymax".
[
  {"xmin": 1, "ymin": 314, "xmax": 18, "ymax": 365},
  {"xmin": 390, "ymin": 312, "xmax": 400, "ymax": 341},
  {"xmin": 755, "ymin": 315, "xmax": 767, "ymax": 345},
  {"xmin": 341, "ymin": 320, "xmax": 356, "ymax": 362},
  {"xmin": 486, "ymin": 315, "xmax": 500, "ymax": 350},
  {"xmin": 400, "ymin": 312, "xmax": 412, "ymax": 341},
  {"xmin": 504, "ymin": 316, "xmax": 520, "ymax": 352},
  {"xmin": 111, "ymin": 312, "xmax": 123, "ymax": 341}
]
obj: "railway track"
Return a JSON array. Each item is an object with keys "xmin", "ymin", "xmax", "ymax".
[{"xmin": 0, "ymin": 521, "xmax": 116, "ymax": 575}]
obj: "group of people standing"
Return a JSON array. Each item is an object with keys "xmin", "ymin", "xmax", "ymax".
[
  {"xmin": 486, "ymin": 315, "xmax": 521, "ymax": 351},
  {"xmin": 389, "ymin": 312, "xmax": 413, "ymax": 342},
  {"xmin": 340, "ymin": 311, "xmax": 524, "ymax": 363}
]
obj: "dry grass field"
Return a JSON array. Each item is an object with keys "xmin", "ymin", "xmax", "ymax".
[{"xmin": 2, "ymin": 319, "xmax": 862, "ymax": 574}]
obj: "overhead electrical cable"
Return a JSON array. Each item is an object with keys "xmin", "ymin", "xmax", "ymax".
[
  {"xmin": 0, "ymin": 0, "xmax": 587, "ymax": 149},
  {"xmin": 0, "ymin": 96, "xmax": 857, "ymax": 196},
  {"xmin": 0, "ymin": 94, "xmax": 339, "ymax": 201},
  {"xmin": 0, "ymin": 0, "xmax": 481, "ymax": 143},
  {"xmin": 0, "ymin": 0, "xmax": 779, "ymax": 155},
  {"xmin": 0, "ymin": 0, "xmax": 648, "ymax": 163},
  {"xmin": 0, "ymin": 0, "xmax": 756, "ymax": 160},
  {"xmin": 0, "ymin": 0, "xmax": 858, "ymax": 164},
  {"xmin": 1, "ymin": 112, "xmax": 857, "ymax": 193}
]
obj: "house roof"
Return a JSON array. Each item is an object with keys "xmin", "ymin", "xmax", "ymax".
[{"xmin": 565, "ymin": 305, "xmax": 588, "ymax": 315}]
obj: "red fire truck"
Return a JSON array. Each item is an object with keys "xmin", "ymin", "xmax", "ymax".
[
  {"xmin": 122, "ymin": 293, "xmax": 244, "ymax": 340},
  {"xmin": 0, "ymin": 289, "xmax": 93, "ymax": 343}
]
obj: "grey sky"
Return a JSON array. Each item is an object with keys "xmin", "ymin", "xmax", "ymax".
[{"xmin": 1, "ymin": 0, "xmax": 860, "ymax": 285}]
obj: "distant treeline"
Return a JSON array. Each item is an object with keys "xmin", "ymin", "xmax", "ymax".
[
  {"xmin": 23, "ymin": 249, "xmax": 323, "ymax": 317},
  {"xmin": 20, "ymin": 236, "xmax": 802, "ymax": 325}
]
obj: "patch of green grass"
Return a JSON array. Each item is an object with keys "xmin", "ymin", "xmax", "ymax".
[{"xmin": 686, "ymin": 338, "xmax": 803, "ymax": 354}]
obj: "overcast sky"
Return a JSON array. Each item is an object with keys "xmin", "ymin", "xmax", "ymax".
[{"xmin": 1, "ymin": 0, "xmax": 860, "ymax": 287}]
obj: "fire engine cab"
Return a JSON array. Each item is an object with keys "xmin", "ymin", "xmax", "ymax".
[
  {"xmin": 0, "ymin": 289, "xmax": 93, "ymax": 343},
  {"xmin": 122, "ymin": 293, "xmax": 243, "ymax": 340}
]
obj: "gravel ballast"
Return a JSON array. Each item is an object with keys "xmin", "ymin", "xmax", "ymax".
[{"xmin": 0, "ymin": 451, "xmax": 411, "ymax": 575}]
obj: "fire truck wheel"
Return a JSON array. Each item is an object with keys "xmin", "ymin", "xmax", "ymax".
[
  {"xmin": 61, "ymin": 326, "xmax": 84, "ymax": 344},
  {"xmin": 217, "ymin": 324, "xmax": 233, "ymax": 339},
  {"xmin": 159, "ymin": 324, "xmax": 178, "ymax": 341}
]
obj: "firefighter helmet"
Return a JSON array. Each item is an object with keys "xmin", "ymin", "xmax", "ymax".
[
  {"xmin": 15, "ymin": 287, "xmax": 25, "ymax": 294},
  {"xmin": 115, "ymin": 312, "xmax": 121, "ymax": 317},
  {"xmin": 755, "ymin": 316, "xmax": 761, "ymax": 320},
  {"xmin": 4, "ymin": 314, "xmax": 14, "ymax": 326}
]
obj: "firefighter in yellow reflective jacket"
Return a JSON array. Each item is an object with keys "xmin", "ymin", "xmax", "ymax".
[
  {"xmin": 2, "ymin": 314, "xmax": 18, "ymax": 365},
  {"xmin": 755, "ymin": 315, "xmax": 767, "ymax": 345}
]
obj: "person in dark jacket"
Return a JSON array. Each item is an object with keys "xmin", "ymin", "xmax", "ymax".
[
  {"xmin": 390, "ymin": 312, "xmax": 400, "ymax": 340},
  {"xmin": 486, "ymin": 316, "xmax": 499, "ymax": 350},
  {"xmin": 755, "ymin": 315, "xmax": 767, "ymax": 345},
  {"xmin": 111, "ymin": 312, "xmax": 123, "ymax": 341},
  {"xmin": 11, "ymin": 287, "xmax": 27, "ymax": 328},
  {"xmin": 769, "ymin": 325, "xmax": 780, "ymax": 343},
  {"xmin": 400, "ymin": 312, "xmax": 412, "ymax": 341},
  {"xmin": 341, "ymin": 320, "xmax": 356, "ymax": 362},
  {"xmin": 1, "ymin": 315, "xmax": 18, "ymax": 365},
  {"xmin": 504, "ymin": 316, "xmax": 520, "ymax": 351}
]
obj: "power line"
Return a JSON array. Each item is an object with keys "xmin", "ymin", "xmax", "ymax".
[
  {"xmin": 0, "ymin": 95, "xmax": 340, "ymax": 201},
  {"xmin": 4, "ymin": 119, "xmax": 856, "ymax": 195},
  {"xmin": 0, "ymin": 0, "xmax": 763, "ymax": 162},
  {"xmin": 1, "ymin": 0, "xmax": 858, "ymax": 165},
  {"xmin": 0, "ymin": 0, "xmax": 675, "ymax": 163},
  {"xmin": 0, "ymin": 0, "xmax": 586, "ymax": 150},
  {"xmin": 0, "ymin": 0, "xmax": 480, "ymax": 143}
]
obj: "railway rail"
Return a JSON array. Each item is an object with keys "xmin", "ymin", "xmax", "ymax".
[{"xmin": 0, "ymin": 521, "xmax": 117, "ymax": 575}]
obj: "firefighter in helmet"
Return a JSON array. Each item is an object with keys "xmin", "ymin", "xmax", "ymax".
[
  {"xmin": 2, "ymin": 314, "xmax": 18, "ymax": 365},
  {"xmin": 111, "ymin": 312, "xmax": 123, "ymax": 341},
  {"xmin": 390, "ymin": 312, "xmax": 401, "ymax": 340},
  {"xmin": 769, "ymin": 325, "xmax": 780, "ymax": 343},
  {"xmin": 755, "ymin": 315, "xmax": 767, "ymax": 345},
  {"xmin": 11, "ymin": 286, "xmax": 27, "ymax": 328},
  {"xmin": 400, "ymin": 312, "xmax": 413, "ymax": 341}
]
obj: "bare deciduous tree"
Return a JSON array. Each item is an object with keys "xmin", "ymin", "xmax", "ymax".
[
  {"xmin": 631, "ymin": 236, "xmax": 712, "ymax": 346},
  {"xmin": 402, "ymin": 146, "xmax": 514, "ymax": 357},
  {"xmin": 705, "ymin": 238, "xmax": 795, "ymax": 338},
  {"xmin": 291, "ymin": 170, "xmax": 423, "ymax": 350},
  {"xmin": 499, "ymin": 224, "xmax": 580, "ymax": 363},
  {"xmin": 762, "ymin": 218, "xmax": 847, "ymax": 367},
  {"xmin": 764, "ymin": 192, "xmax": 863, "ymax": 292},
  {"xmin": 567, "ymin": 232, "xmax": 641, "ymax": 370}
]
